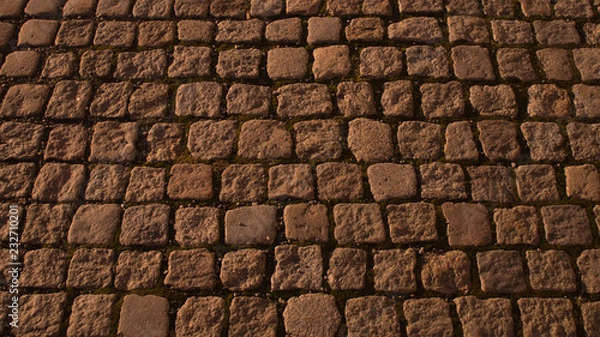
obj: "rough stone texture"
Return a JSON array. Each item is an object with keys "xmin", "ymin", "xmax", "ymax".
[
  {"xmin": 22, "ymin": 204, "xmax": 73, "ymax": 245},
  {"xmin": 294, "ymin": 120, "xmax": 342, "ymax": 161},
  {"xmin": 238, "ymin": 120, "xmax": 292, "ymax": 159},
  {"xmin": 146, "ymin": 123, "xmax": 184, "ymax": 162},
  {"xmin": 451, "ymin": 45, "xmax": 495, "ymax": 80},
  {"xmin": 168, "ymin": 46, "xmax": 211, "ymax": 78},
  {"xmin": 66, "ymin": 248, "xmax": 115, "ymax": 289},
  {"xmin": 521, "ymin": 122, "xmax": 566, "ymax": 162},
  {"xmin": 333, "ymin": 203, "xmax": 386, "ymax": 244},
  {"xmin": 268, "ymin": 164, "xmax": 315, "ymax": 200},
  {"xmin": 165, "ymin": 249, "xmax": 216, "ymax": 290},
  {"xmin": 220, "ymin": 164, "xmax": 265, "ymax": 203},
  {"xmin": 541, "ymin": 205, "xmax": 593, "ymax": 246},
  {"xmin": 345, "ymin": 296, "xmax": 401, "ymax": 337},
  {"xmin": 497, "ymin": 48, "xmax": 537, "ymax": 81},
  {"xmin": 63, "ymin": 0, "xmax": 97, "ymax": 17},
  {"xmin": 477, "ymin": 120, "xmax": 521, "ymax": 162},
  {"xmin": 494, "ymin": 206, "xmax": 539, "ymax": 245},
  {"xmin": 177, "ymin": 19, "xmax": 214, "ymax": 42},
  {"xmin": 404, "ymin": 298, "xmax": 454, "ymax": 337},
  {"xmin": 442, "ymin": 202, "xmax": 492, "ymax": 246},
  {"xmin": 448, "ymin": 15, "xmax": 489, "ymax": 43},
  {"xmin": 216, "ymin": 19, "xmax": 263, "ymax": 44},
  {"xmin": 582, "ymin": 302, "xmax": 600, "ymax": 337},
  {"xmin": 0, "ymin": 50, "xmax": 40, "ymax": 77},
  {"xmin": 267, "ymin": 47, "xmax": 308, "ymax": 80},
  {"xmin": 68, "ymin": 204, "xmax": 121, "ymax": 245},
  {"xmin": 272, "ymin": 245, "xmax": 322, "ymax": 291},
  {"xmin": 67, "ymin": 295, "xmax": 116, "ymax": 337},
  {"xmin": 0, "ymin": 122, "xmax": 44, "ymax": 160},
  {"xmin": 175, "ymin": 82, "xmax": 222, "ymax": 117},
  {"xmin": 173, "ymin": 0, "xmax": 210, "ymax": 17},
  {"xmin": 251, "ymin": 0, "xmax": 283, "ymax": 17},
  {"xmin": 167, "ymin": 164, "xmax": 213, "ymax": 200},
  {"xmin": 519, "ymin": 0, "xmax": 551, "ymax": 16},
  {"xmin": 283, "ymin": 294, "xmax": 341, "ymax": 337},
  {"xmin": 565, "ymin": 164, "xmax": 600, "ymax": 202},
  {"xmin": 316, "ymin": 162, "xmax": 363, "ymax": 200},
  {"xmin": 45, "ymin": 80, "xmax": 92, "ymax": 119},
  {"xmin": 420, "ymin": 162, "xmax": 467, "ymax": 199},
  {"xmin": 444, "ymin": 121, "xmax": 479, "ymax": 161},
  {"xmin": 346, "ymin": 18, "xmax": 385, "ymax": 42},
  {"xmin": 118, "ymin": 295, "xmax": 169, "ymax": 337},
  {"xmin": 32, "ymin": 163, "xmax": 86, "ymax": 202},
  {"xmin": 19, "ymin": 293, "xmax": 67, "ymax": 337},
  {"xmin": 387, "ymin": 202, "xmax": 437, "ymax": 244},
  {"xmin": 0, "ymin": 163, "xmax": 36, "ymax": 198},
  {"xmin": 265, "ymin": 18, "xmax": 302, "ymax": 44},
  {"xmin": 578, "ymin": 249, "xmax": 600, "ymax": 293},
  {"xmin": 467, "ymin": 165, "xmax": 514, "ymax": 203},
  {"xmin": 217, "ymin": 48, "xmax": 263, "ymax": 79},
  {"xmin": 128, "ymin": 83, "xmax": 169, "ymax": 119},
  {"xmin": 567, "ymin": 122, "xmax": 600, "ymax": 161},
  {"xmin": 18, "ymin": 19, "xmax": 58, "ymax": 47},
  {"xmin": 115, "ymin": 251, "xmax": 162, "ymax": 290},
  {"xmin": 174, "ymin": 207, "xmax": 219, "ymax": 246},
  {"xmin": 518, "ymin": 298, "xmax": 577, "ymax": 337},
  {"xmin": 368, "ymin": 163, "xmax": 417, "ymax": 201},
  {"xmin": 360, "ymin": 47, "xmax": 403, "ymax": 79},
  {"xmin": 55, "ymin": 19, "xmax": 94, "ymax": 47},
  {"xmin": 397, "ymin": 121, "xmax": 441, "ymax": 160},
  {"xmin": 421, "ymin": 250, "xmax": 470, "ymax": 295},
  {"xmin": 537, "ymin": 48, "xmax": 573, "ymax": 81},
  {"xmin": 276, "ymin": 83, "xmax": 332, "ymax": 118},
  {"xmin": 348, "ymin": 118, "xmax": 393, "ymax": 162},
  {"xmin": 388, "ymin": 17, "xmax": 443, "ymax": 43},
  {"xmin": 527, "ymin": 84, "xmax": 571, "ymax": 118},
  {"xmin": 94, "ymin": 21, "xmax": 135, "ymax": 46},
  {"xmin": 492, "ymin": 20, "xmax": 534, "ymax": 44},
  {"xmin": 220, "ymin": 249, "xmax": 266, "ymax": 291},
  {"xmin": 307, "ymin": 17, "xmax": 341, "ymax": 44},
  {"xmin": 573, "ymin": 84, "xmax": 600, "ymax": 119},
  {"xmin": 89, "ymin": 121, "xmax": 138, "ymax": 163},
  {"xmin": 362, "ymin": 0, "xmax": 392, "ymax": 15},
  {"xmin": 534, "ymin": 20, "xmax": 580, "ymax": 45},
  {"xmin": 175, "ymin": 297, "xmax": 225, "ymax": 337},
  {"xmin": 515, "ymin": 165, "xmax": 559, "ymax": 202},
  {"xmin": 284, "ymin": 203, "xmax": 329, "ymax": 243},
  {"xmin": 406, "ymin": 45, "xmax": 450, "ymax": 78},
  {"xmin": 227, "ymin": 84, "xmax": 270, "ymax": 116},
  {"xmin": 526, "ymin": 250, "xmax": 576, "ymax": 292},
  {"xmin": 85, "ymin": 164, "xmax": 128, "ymax": 201},
  {"xmin": 20, "ymin": 248, "xmax": 67, "ymax": 288},
  {"xmin": 89, "ymin": 82, "xmax": 133, "ymax": 118},
  {"xmin": 225, "ymin": 205, "xmax": 277, "ymax": 245},
  {"xmin": 0, "ymin": 84, "xmax": 49, "ymax": 118},
  {"xmin": 114, "ymin": 49, "xmax": 167, "ymax": 79},
  {"xmin": 80, "ymin": 49, "xmax": 113, "ymax": 78},
  {"xmin": 455, "ymin": 296, "xmax": 514, "ymax": 337},
  {"xmin": 120, "ymin": 204, "xmax": 170, "ymax": 247},
  {"xmin": 229, "ymin": 297, "xmax": 278, "ymax": 337},
  {"xmin": 327, "ymin": 248, "xmax": 366, "ymax": 290},
  {"xmin": 336, "ymin": 82, "xmax": 376, "ymax": 117},
  {"xmin": 313, "ymin": 45, "xmax": 352, "ymax": 81},
  {"xmin": 96, "ymin": 0, "xmax": 134, "ymax": 17},
  {"xmin": 420, "ymin": 82, "xmax": 464, "ymax": 119},
  {"xmin": 373, "ymin": 249, "xmax": 416, "ymax": 293},
  {"xmin": 381, "ymin": 80, "xmax": 413, "ymax": 117},
  {"xmin": 125, "ymin": 166, "xmax": 165, "ymax": 203},
  {"xmin": 477, "ymin": 250, "xmax": 527, "ymax": 294}
]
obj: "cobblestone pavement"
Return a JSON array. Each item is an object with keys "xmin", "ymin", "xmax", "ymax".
[{"xmin": 1, "ymin": 0, "xmax": 600, "ymax": 336}]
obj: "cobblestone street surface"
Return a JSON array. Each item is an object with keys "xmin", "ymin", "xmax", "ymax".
[{"xmin": 1, "ymin": 0, "xmax": 600, "ymax": 336}]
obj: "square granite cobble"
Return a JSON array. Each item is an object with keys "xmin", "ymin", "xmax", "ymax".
[
  {"xmin": 118, "ymin": 295, "xmax": 169, "ymax": 337},
  {"xmin": 220, "ymin": 249, "xmax": 266, "ymax": 291},
  {"xmin": 565, "ymin": 164, "xmax": 600, "ymax": 202},
  {"xmin": 0, "ymin": 84, "xmax": 49, "ymax": 118},
  {"xmin": 220, "ymin": 164, "xmax": 265, "ymax": 203},
  {"xmin": 521, "ymin": 122, "xmax": 566, "ymax": 162},
  {"xmin": 265, "ymin": 18, "xmax": 302, "ymax": 44},
  {"xmin": 22, "ymin": 204, "xmax": 73, "ymax": 245},
  {"xmin": 526, "ymin": 250, "xmax": 576, "ymax": 292},
  {"xmin": 85, "ymin": 164, "xmax": 128, "ymax": 201},
  {"xmin": 89, "ymin": 122, "xmax": 138, "ymax": 163},
  {"xmin": 20, "ymin": 248, "xmax": 67, "ymax": 289},
  {"xmin": 381, "ymin": 80, "xmax": 413, "ymax": 117},
  {"xmin": 31, "ymin": 163, "xmax": 86, "ymax": 202},
  {"xmin": 45, "ymin": 80, "xmax": 92, "ymax": 119},
  {"xmin": 443, "ymin": 202, "xmax": 492, "ymax": 246},
  {"xmin": 577, "ymin": 249, "xmax": 600, "ymax": 293},
  {"xmin": 515, "ymin": 165, "xmax": 559, "ymax": 203},
  {"xmin": 494, "ymin": 206, "xmax": 539, "ymax": 245},
  {"xmin": 225, "ymin": 205, "xmax": 276, "ymax": 246},
  {"xmin": 268, "ymin": 164, "xmax": 315, "ymax": 200},
  {"xmin": 373, "ymin": 249, "xmax": 416, "ymax": 293},
  {"xmin": 421, "ymin": 250, "xmax": 471, "ymax": 295},
  {"xmin": 455, "ymin": 296, "xmax": 514, "ymax": 337},
  {"xmin": 388, "ymin": 17, "xmax": 443, "ymax": 43},
  {"xmin": 67, "ymin": 295, "xmax": 115, "ymax": 337},
  {"xmin": 316, "ymin": 162, "xmax": 363, "ymax": 200},
  {"xmin": 541, "ymin": 205, "xmax": 593, "ymax": 246},
  {"xmin": 333, "ymin": 203, "xmax": 386, "ymax": 244},
  {"xmin": 129, "ymin": 83, "xmax": 169, "ymax": 119},
  {"xmin": 387, "ymin": 202, "xmax": 437, "ymax": 244},
  {"xmin": 120, "ymin": 204, "xmax": 170, "ymax": 247},
  {"xmin": 165, "ymin": 249, "xmax": 216, "ymax": 290},
  {"xmin": 420, "ymin": 82, "xmax": 464, "ymax": 119},
  {"xmin": 68, "ymin": 204, "xmax": 120, "ymax": 245},
  {"xmin": 336, "ymin": 82, "xmax": 376, "ymax": 117},
  {"xmin": 283, "ymin": 203, "xmax": 330, "ymax": 243},
  {"xmin": 227, "ymin": 84, "xmax": 271, "ymax": 116},
  {"xmin": 125, "ymin": 167, "xmax": 165, "ymax": 203},
  {"xmin": 0, "ymin": 163, "xmax": 36, "ymax": 199},
  {"xmin": 348, "ymin": 118, "xmax": 394, "ymax": 162},
  {"xmin": 167, "ymin": 164, "xmax": 213, "ymax": 200},
  {"xmin": 518, "ymin": 298, "xmax": 577, "ymax": 337},
  {"xmin": 66, "ymin": 248, "xmax": 115, "ymax": 289},
  {"xmin": 19, "ymin": 293, "xmax": 67, "ymax": 337},
  {"xmin": 283, "ymin": 294, "xmax": 341, "ymax": 337},
  {"xmin": 175, "ymin": 297, "xmax": 226, "ymax": 337},
  {"xmin": 397, "ymin": 121, "xmax": 441, "ymax": 160},
  {"xmin": 229, "ymin": 297, "xmax": 278, "ymax": 337},
  {"xmin": 0, "ymin": 122, "xmax": 44, "ymax": 161},
  {"xmin": 146, "ymin": 123, "xmax": 185, "ymax": 162},
  {"xmin": 114, "ymin": 250, "xmax": 162, "ymax": 290},
  {"xmin": 328, "ymin": 248, "xmax": 366, "ymax": 290},
  {"xmin": 271, "ymin": 245, "xmax": 322, "ymax": 291},
  {"xmin": 404, "ymin": 298, "xmax": 454, "ymax": 337},
  {"xmin": 276, "ymin": 83, "xmax": 333, "ymax": 118},
  {"xmin": 238, "ymin": 120, "xmax": 292, "ymax": 160},
  {"xmin": 367, "ymin": 163, "xmax": 417, "ymax": 201},
  {"xmin": 420, "ymin": 162, "xmax": 467, "ymax": 200},
  {"xmin": 175, "ymin": 82, "xmax": 222, "ymax": 117},
  {"xmin": 89, "ymin": 82, "xmax": 133, "ymax": 118},
  {"xmin": 346, "ymin": 296, "xmax": 401, "ymax": 336},
  {"xmin": 79, "ymin": 50, "xmax": 113, "ymax": 78},
  {"xmin": 174, "ymin": 207, "xmax": 220, "ymax": 246},
  {"xmin": 444, "ymin": 121, "xmax": 479, "ymax": 161}
]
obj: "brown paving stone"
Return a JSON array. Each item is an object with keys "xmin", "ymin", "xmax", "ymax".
[
  {"xmin": 420, "ymin": 81, "xmax": 464, "ymax": 119},
  {"xmin": 455, "ymin": 296, "xmax": 514, "ymax": 337},
  {"xmin": 66, "ymin": 248, "xmax": 114, "ymax": 288},
  {"xmin": 229, "ymin": 297, "xmax": 278, "ymax": 337},
  {"xmin": 120, "ymin": 204, "xmax": 169, "ymax": 247},
  {"xmin": 0, "ymin": 50, "xmax": 40, "ymax": 77},
  {"xmin": 497, "ymin": 48, "xmax": 537, "ymax": 82},
  {"xmin": 481, "ymin": 0, "xmax": 514, "ymax": 16},
  {"xmin": 541, "ymin": 205, "xmax": 593, "ymax": 246},
  {"xmin": 491, "ymin": 20, "xmax": 534, "ymax": 44},
  {"xmin": 494, "ymin": 206, "xmax": 539, "ymax": 245},
  {"xmin": 85, "ymin": 164, "xmax": 128, "ymax": 201},
  {"xmin": 536, "ymin": 48, "xmax": 573, "ymax": 81},
  {"xmin": 337, "ymin": 82, "xmax": 376, "ymax": 117},
  {"xmin": 224, "ymin": 205, "xmax": 276, "ymax": 245},
  {"xmin": 45, "ymin": 80, "xmax": 92, "ymax": 119},
  {"xmin": 406, "ymin": 46, "xmax": 450, "ymax": 78},
  {"xmin": 22, "ymin": 204, "xmax": 73, "ymax": 245},
  {"xmin": 294, "ymin": 120, "xmax": 342, "ymax": 161},
  {"xmin": 327, "ymin": 248, "xmax": 366, "ymax": 290},
  {"xmin": 168, "ymin": 46, "xmax": 211, "ymax": 78},
  {"xmin": 443, "ymin": 202, "xmax": 492, "ymax": 246},
  {"xmin": 174, "ymin": 207, "xmax": 219, "ymax": 246},
  {"xmin": 220, "ymin": 164, "xmax": 265, "ymax": 203},
  {"xmin": 526, "ymin": 250, "xmax": 576, "ymax": 292},
  {"xmin": 89, "ymin": 83, "xmax": 131, "ymax": 118},
  {"xmin": 346, "ymin": 296, "xmax": 401, "ymax": 336},
  {"xmin": 174, "ymin": 0, "xmax": 210, "ymax": 17},
  {"xmin": 67, "ymin": 294, "xmax": 115, "ymax": 337},
  {"xmin": 94, "ymin": 21, "xmax": 136, "ymax": 46},
  {"xmin": 165, "ymin": 249, "xmax": 216, "ymax": 290},
  {"xmin": 582, "ymin": 302, "xmax": 600, "ymax": 337},
  {"xmin": 467, "ymin": 165, "xmax": 514, "ymax": 203},
  {"xmin": 55, "ymin": 19, "xmax": 94, "ymax": 47},
  {"xmin": 216, "ymin": 19, "xmax": 263, "ymax": 44},
  {"xmin": 346, "ymin": 17, "xmax": 385, "ymax": 42},
  {"xmin": 283, "ymin": 294, "xmax": 341, "ymax": 337},
  {"xmin": 63, "ymin": 0, "xmax": 97, "ymax": 17},
  {"xmin": 265, "ymin": 18, "xmax": 303, "ymax": 44},
  {"xmin": 251, "ymin": 0, "xmax": 283, "ymax": 17},
  {"xmin": 327, "ymin": 0, "xmax": 361, "ymax": 15},
  {"xmin": 420, "ymin": 162, "xmax": 467, "ymax": 199},
  {"xmin": 146, "ymin": 123, "xmax": 184, "ymax": 162},
  {"xmin": 359, "ymin": 47, "xmax": 403, "ymax": 79},
  {"xmin": 451, "ymin": 45, "xmax": 495, "ymax": 80},
  {"xmin": 397, "ymin": 121, "xmax": 441, "ymax": 160},
  {"xmin": 272, "ymin": 245, "xmax": 322, "ymax": 291},
  {"xmin": 187, "ymin": 120, "xmax": 236, "ymax": 160},
  {"xmin": 217, "ymin": 48, "xmax": 262, "ymax": 79},
  {"xmin": 578, "ymin": 249, "xmax": 600, "ymax": 293},
  {"xmin": 565, "ymin": 164, "xmax": 600, "ymax": 202},
  {"xmin": 79, "ymin": 49, "xmax": 113, "ymax": 78},
  {"xmin": 567, "ymin": 122, "xmax": 600, "ymax": 161},
  {"xmin": 96, "ymin": 0, "xmax": 133, "ymax": 17},
  {"xmin": 585, "ymin": 23, "xmax": 600, "ymax": 45},
  {"xmin": 19, "ymin": 293, "xmax": 67, "ymax": 337},
  {"xmin": 114, "ymin": 250, "xmax": 161, "ymax": 290},
  {"xmin": 373, "ymin": 248, "xmax": 416, "ymax": 293},
  {"xmin": 0, "ymin": 0, "xmax": 26, "ymax": 18},
  {"xmin": 128, "ymin": 83, "xmax": 168, "ymax": 119},
  {"xmin": 283, "ymin": 203, "xmax": 329, "ymax": 243},
  {"xmin": 68, "ymin": 204, "xmax": 120, "ymax": 245},
  {"xmin": 477, "ymin": 120, "xmax": 520, "ymax": 162},
  {"xmin": 534, "ymin": 20, "xmax": 580, "ymax": 45},
  {"xmin": 175, "ymin": 82, "xmax": 222, "ymax": 117},
  {"xmin": 316, "ymin": 162, "xmax": 363, "ymax": 200},
  {"xmin": 227, "ymin": 84, "xmax": 270, "ymax": 116},
  {"xmin": 574, "ymin": 48, "xmax": 600, "ymax": 81},
  {"xmin": 515, "ymin": 164, "xmax": 559, "ymax": 203},
  {"xmin": 368, "ymin": 163, "xmax": 417, "ymax": 201},
  {"xmin": 448, "ymin": 15, "xmax": 489, "ymax": 43},
  {"xmin": 32, "ymin": 163, "xmax": 86, "ymax": 202},
  {"xmin": 333, "ymin": 203, "xmax": 386, "ymax": 244},
  {"xmin": 167, "ymin": 164, "xmax": 213, "ymax": 200},
  {"xmin": 388, "ymin": 17, "xmax": 443, "ymax": 43},
  {"xmin": 220, "ymin": 249, "xmax": 266, "ymax": 291},
  {"xmin": 210, "ymin": 0, "xmax": 247, "ymax": 18},
  {"xmin": 348, "ymin": 118, "xmax": 393, "ymax": 162},
  {"xmin": 422, "ymin": 250, "xmax": 471, "ymax": 295},
  {"xmin": 573, "ymin": 84, "xmax": 600, "ymax": 119},
  {"xmin": 238, "ymin": 120, "xmax": 292, "ymax": 159},
  {"xmin": 381, "ymin": 80, "xmax": 413, "ymax": 117},
  {"xmin": 0, "ymin": 122, "xmax": 44, "ymax": 161},
  {"xmin": 518, "ymin": 298, "xmax": 577, "ymax": 337},
  {"xmin": 307, "ymin": 17, "xmax": 341, "ymax": 44},
  {"xmin": 313, "ymin": 45, "xmax": 351, "ymax": 81},
  {"xmin": 268, "ymin": 164, "xmax": 314, "ymax": 200},
  {"xmin": 18, "ymin": 19, "xmax": 58, "ymax": 46},
  {"xmin": 133, "ymin": 0, "xmax": 173, "ymax": 18},
  {"xmin": 387, "ymin": 202, "xmax": 437, "ymax": 244},
  {"xmin": 89, "ymin": 121, "xmax": 138, "ymax": 163},
  {"xmin": 404, "ymin": 298, "xmax": 454, "ymax": 337},
  {"xmin": 528, "ymin": 84, "xmax": 571, "ymax": 119},
  {"xmin": 114, "ymin": 49, "xmax": 166, "ymax": 79},
  {"xmin": 519, "ymin": 0, "xmax": 551, "ymax": 16},
  {"xmin": 470, "ymin": 84, "xmax": 517, "ymax": 117},
  {"xmin": 177, "ymin": 19, "xmax": 213, "ymax": 42},
  {"xmin": 267, "ymin": 48, "xmax": 308, "ymax": 80},
  {"xmin": 118, "ymin": 295, "xmax": 169, "ymax": 337},
  {"xmin": 521, "ymin": 122, "xmax": 566, "ymax": 162},
  {"xmin": 125, "ymin": 167, "xmax": 165, "ymax": 202},
  {"xmin": 24, "ymin": 0, "xmax": 63, "ymax": 17},
  {"xmin": 0, "ymin": 163, "xmax": 36, "ymax": 198},
  {"xmin": 555, "ymin": 0, "xmax": 594, "ymax": 18},
  {"xmin": 41, "ymin": 53, "xmax": 77, "ymax": 78},
  {"xmin": 286, "ymin": 0, "xmax": 320, "ymax": 15},
  {"xmin": 276, "ymin": 83, "xmax": 332, "ymax": 118},
  {"xmin": 176, "ymin": 297, "xmax": 226, "ymax": 337},
  {"xmin": 137, "ymin": 21, "xmax": 175, "ymax": 47},
  {"xmin": 20, "ymin": 248, "xmax": 67, "ymax": 288},
  {"xmin": 444, "ymin": 121, "xmax": 479, "ymax": 161}
]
